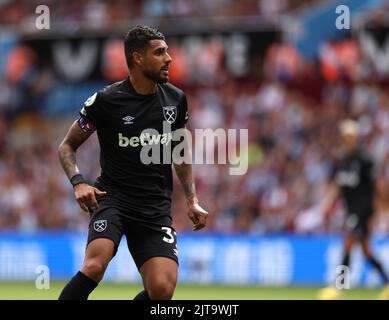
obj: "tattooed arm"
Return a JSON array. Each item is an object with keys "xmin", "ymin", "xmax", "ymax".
[
  {"xmin": 58, "ymin": 120, "xmax": 106, "ymax": 212},
  {"xmin": 173, "ymin": 129, "xmax": 208, "ymax": 230},
  {"xmin": 174, "ymin": 162, "xmax": 196, "ymax": 201},
  {"xmin": 58, "ymin": 121, "xmax": 91, "ymax": 179}
]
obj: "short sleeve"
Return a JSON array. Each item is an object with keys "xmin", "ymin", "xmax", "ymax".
[
  {"xmin": 79, "ymin": 92, "xmax": 103, "ymax": 125},
  {"xmin": 175, "ymin": 94, "xmax": 188, "ymax": 129}
]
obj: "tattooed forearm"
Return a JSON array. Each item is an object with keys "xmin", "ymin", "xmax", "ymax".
[
  {"xmin": 58, "ymin": 144, "xmax": 79, "ymax": 179},
  {"xmin": 174, "ymin": 163, "xmax": 197, "ymax": 201},
  {"xmin": 58, "ymin": 120, "xmax": 93, "ymax": 180}
]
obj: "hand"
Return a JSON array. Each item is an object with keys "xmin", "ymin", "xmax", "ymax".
[
  {"xmin": 187, "ymin": 198, "xmax": 208, "ymax": 231},
  {"xmin": 74, "ymin": 183, "xmax": 107, "ymax": 213}
]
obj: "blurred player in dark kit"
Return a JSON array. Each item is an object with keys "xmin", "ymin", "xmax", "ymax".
[{"xmin": 318, "ymin": 119, "xmax": 389, "ymax": 300}]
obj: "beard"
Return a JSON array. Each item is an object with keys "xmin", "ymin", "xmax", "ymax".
[{"xmin": 143, "ymin": 68, "xmax": 169, "ymax": 83}]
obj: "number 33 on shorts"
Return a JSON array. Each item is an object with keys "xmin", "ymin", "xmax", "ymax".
[{"xmin": 161, "ymin": 227, "xmax": 178, "ymax": 257}]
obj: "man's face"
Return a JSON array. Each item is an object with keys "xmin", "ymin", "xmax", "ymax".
[
  {"xmin": 139, "ymin": 39, "xmax": 172, "ymax": 83},
  {"xmin": 341, "ymin": 132, "xmax": 358, "ymax": 151}
]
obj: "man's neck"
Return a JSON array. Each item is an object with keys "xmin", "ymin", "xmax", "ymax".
[
  {"xmin": 129, "ymin": 73, "xmax": 157, "ymax": 95},
  {"xmin": 346, "ymin": 147, "xmax": 358, "ymax": 156}
]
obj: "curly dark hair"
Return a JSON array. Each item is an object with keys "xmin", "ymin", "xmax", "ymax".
[{"xmin": 124, "ymin": 25, "xmax": 165, "ymax": 69}]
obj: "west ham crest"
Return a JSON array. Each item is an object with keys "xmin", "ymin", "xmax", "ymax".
[
  {"xmin": 93, "ymin": 220, "xmax": 107, "ymax": 232},
  {"xmin": 163, "ymin": 106, "xmax": 177, "ymax": 124}
]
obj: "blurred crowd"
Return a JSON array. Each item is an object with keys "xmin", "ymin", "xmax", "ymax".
[
  {"xmin": 2, "ymin": 42, "xmax": 389, "ymax": 235},
  {"xmin": 0, "ymin": 0, "xmax": 317, "ymax": 29},
  {"xmin": 2, "ymin": 1, "xmax": 389, "ymax": 235}
]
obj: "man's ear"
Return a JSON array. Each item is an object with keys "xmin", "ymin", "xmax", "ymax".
[{"xmin": 132, "ymin": 51, "xmax": 143, "ymax": 66}]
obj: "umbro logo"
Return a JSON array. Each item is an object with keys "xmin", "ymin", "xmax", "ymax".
[{"xmin": 122, "ymin": 115, "xmax": 134, "ymax": 124}]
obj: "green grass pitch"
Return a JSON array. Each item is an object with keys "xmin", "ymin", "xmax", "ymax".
[{"xmin": 0, "ymin": 282, "xmax": 383, "ymax": 300}]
